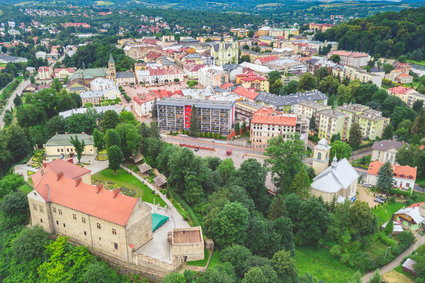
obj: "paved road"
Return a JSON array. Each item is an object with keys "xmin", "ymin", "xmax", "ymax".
[
  {"xmin": 0, "ymin": 79, "xmax": 30, "ymax": 129},
  {"xmin": 362, "ymin": 234, "xmax": 425, "ymax": 282}
]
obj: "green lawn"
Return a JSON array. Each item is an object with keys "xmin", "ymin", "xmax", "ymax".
[
  {"xmin": 19, "ymin": 184, "xmax": 33, "ymax": 194},
  {"xmin": 92, "ymin": 168, "xmax": 166, "ymax": 207},
  {"xmin": 208, "ymin": 250, "xmax": 222, "ymax": 269},
  {"xmin": 407, "ymin": 59, "xmax": 425, "ymax": 66},
  {"xmin": 372, "ymin": 202, "xmax": 405, "ymax": 226},
  {"xmin": 294, "ymin": 247, "xmax": 358, "ymax": 283},
  {"xmin": 416, "ymin": 178, "xmax": 425, "ymax": 189},
  {"xmin": 187, "ymin": 248, "xmax": 209, "ymax": 267}
]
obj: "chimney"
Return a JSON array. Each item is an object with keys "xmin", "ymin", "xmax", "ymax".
[
  {"xmin": 113, "ymin": 188, "xmax": 120, "ymax": 198},
  {"xmin": 96, "ymin": 184, "xmax": 103, "ymax": 193},
  {"xmin": 75, "ymin": 177, "xmax": 82, "ymax": 187},
  {"xmin": 56, "ymin": 171, "xmax": 64, "ymax": 181},
  {"xmin": 42, "ymin": 161, "xmax": 48, "ymax": 168},
  {"xmin": 67, "ymin": 158, "xmax": 74, "ymax": 164}
]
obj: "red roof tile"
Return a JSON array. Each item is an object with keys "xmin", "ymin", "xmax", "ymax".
[
  {"xmin": 251, "ymin": 107, "xmax": 297, "ymax": 126},
  {"xmin": 233, "ymin": 86, "xmax": 259, "ymax": 100},
  {"xmin": 388, "ymin": 86, "xmax": 412, "ymax": 95},
  {"xmin": 367, "ymin": 161, "xmax": 417, "ymax": 180},
  {"xmin": 220, "ymin": 82, "xmax": 234, "ymax": 89},
  {"xmin": 31, "ymin": 161, "xmax": 137, "ymax": 226}
]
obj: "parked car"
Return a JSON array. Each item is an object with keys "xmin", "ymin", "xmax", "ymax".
[
  {"xmin": 363, "ymin": 183, "xmax": 373, "ymax": 188},
  {"xmin": 374, "ymin": 195, "xmax": 386, "ymax": 204}
]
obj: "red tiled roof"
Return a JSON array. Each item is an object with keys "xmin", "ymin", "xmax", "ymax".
[
  {"xmin": 236, "ymin": 70, "xmax": 267, "ymax": 82},
  {"xmin": 31, "ymin": 161, "xmax": 137, "ymax": 226},
  {"xmin": 388, "ymin": 86, "xmax": 412, "ymax": 95},
  {"xmin": 367, "ymin": 161, "xmax": 417, "ymax": 180},
  {"xmin": 329, "ymin": 50, "xmax": 369, "ymax": 58},
  {"xmin": 233, "ymin": 86, "xmax": 259, "ymax": 100},
  {"xmin": 256, "ymin": 55, "xmax": 279, "ymax": 64},
  {"xmin": 32, "ymin": 159, "xmax": 90, "ymax": 185},
  {"xmin": 220, "ymin": 82, "xmax": 234, "ymax": 89},
  {"xmin": 251, "ymin": 107, "xmax": 297, "ymax": 126},
  {"xmin": 397, "ymin": 73, "xmax": 412, "ymax": 78}
]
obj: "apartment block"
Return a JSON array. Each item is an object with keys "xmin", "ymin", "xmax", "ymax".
[
  {"xmin": 157, "ymin": 98, "xmax": 235, "ymax": 135},
  {"xmin": 317, "ymin": 109, "xmax": 347, "ymax": 141},
  {"xmin": 295, "ymin": 101, "xmax": 331, "ymax": 119}
]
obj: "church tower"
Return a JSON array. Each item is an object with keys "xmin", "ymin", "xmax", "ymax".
[
  {"xmin": 312, "ymin": 138, "xmax": 331, "ymax": 175},
  {"xmin": 107, "ymin": 53, "xmax": 116, "ymax": 80}
]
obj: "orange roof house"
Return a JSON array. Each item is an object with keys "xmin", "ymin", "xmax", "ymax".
[{"xmin": 366, "ymin": 160, "xmax": 417, "ymax": 190}]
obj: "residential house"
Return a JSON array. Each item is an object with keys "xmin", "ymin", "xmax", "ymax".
[
  {"xmin": 198, "ymin": 66, "xmax": 228, "ymax": 87},
  {"xmin": 366, "ymin": 161, "xmax": 417, "ymax": 190},
  {"xmin": 371, "ymin": 140, "xmax": 405, "ymax": 164},
  {"xmin": 294, "ymin": 101, "xmax": 331, "ymax": 119},
  {"xmin": 44, "ymin": 133, "xmax": 96, "ymax": 157},
  {"xmin": 37, "ymin": 66, "xmax": 53, "ymax": 83},
  {"xmin": 394, "ymin": 204, "xmax": 425, "ymax": 231},
  {"xmin": 54, "ymin": 68, "xmax": 76, "ymax": 80},
  {"xmin": 255, "ymin": 90, "xmax": 328, "ymax": 112},
  {"xmin": 235, "ymin": 70, "xmax": 269, "ymax": 92},
  {"xmin": 327, "ymin": 50, "xmax": 370, "ymax": 68},
  {"xmin": 317, "ymin": 109, "xmax": 347, "ymax": 141}
]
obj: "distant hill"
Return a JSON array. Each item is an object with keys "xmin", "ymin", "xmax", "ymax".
[{"xmin": 315, "ymin": 7, "xmax": 425, "ymax": 60}]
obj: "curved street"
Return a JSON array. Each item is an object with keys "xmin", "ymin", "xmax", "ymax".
[{"xmin": 0, "ymin": 79, "xmax": 30, "ymax": 129}]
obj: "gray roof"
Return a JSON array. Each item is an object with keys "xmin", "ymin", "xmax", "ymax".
[
  {"xmin": 70, "ymin": 68, "xmax": 107, "ymax": 80},
  {"xmin": 255, "ymin": 90, "xmax": 327, "ymax": 107},
  {"xmin": 311, "ymin": 158, "xmax": 359, "ymax": 193},
  {"xmin": 0, "ymin": 54, "xmax": 28, "ymax": 63},
  {"xmin": 45, "ymin": 133, "xmax": 94, "ymax": 146},
  {"xmin": 59, "ymin": 105, "xmax": 128, "ymax": 118},
  {"xmin": 138, "ymin": 163, "xmax": 152, "ymax": 173},
  {"xmin": 157, "ymin": 97, "xmax": 234, "ymax": 110},
  {"xmin": 372, "ymin": 140, "xmax": 405, "ymax": 151},
  {"xmin": 80, "ymin": 90, "xmax": 104, "ymax": 99},
  {"xmin": 116, "ymin": 71, "xmax": 135, "ymax": 79},
  {"xmin": 402, "ymin": 258, "xmax": 417, "ymax": 271}
]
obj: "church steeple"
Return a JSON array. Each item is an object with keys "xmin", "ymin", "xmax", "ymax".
[{"xmin": 107, "ymin": 53, "xmax": 116, "ymax": 80}]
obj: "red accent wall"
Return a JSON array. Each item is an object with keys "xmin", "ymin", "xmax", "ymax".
[{"xmin": 184, "ymin": 105, "xmax": 192, "ymax": 128}]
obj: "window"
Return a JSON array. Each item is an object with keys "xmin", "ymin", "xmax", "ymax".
[
  {"xmin": 73, "ymin": 214, "xmax": 77, "ymax": 220},
  {"xmin": 317, "ymin": 152, "xmax": 322, "ymax": 160},
  {"xmin": 112, "ymin": 228, "xmax": 117, "ymax": 235},
  {"xmin": 56, "ymin": 220, "xmax": 59, "ymax": 225},
  {"xmin": 82, "ymin": 217, "xmax": 86, "ymax": 224},
  {"xmin": 84, "ymin": 231, "xmax": 87, "ymax": 236},
  {"xmin": 63, "ymin": 223, "xmax": 66, "ymax": 228},
  {"xmin": 58, "ymin": 209, "xmax": 62, "ymax": 215},
  {"xmin": 97, "ymin": 223, "xmax": 101, "ymax": 229},
  {"xmin": 52, "ymin": 207, "xmax": 56, "ymax": 213},
  {"xmin": 39, "ymin": 205, "xmax": 44, "ymax": 213},
  {"xmin": 33, "ymin": 203, "xmax": 37, "ymax": 211},
  {"xmin": 114, "ymin": 243, "xmax": 118, "ymax": 250},
  {"xmin": 40, "ymin": 218, "xmax": 43, "ymax": 223},
  {"xmin": 99, "ymin": 237, "xmax": 101, "ymax": 241}
]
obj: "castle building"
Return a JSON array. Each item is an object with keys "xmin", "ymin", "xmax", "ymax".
[{"xmin": 27, "ymin": 159, "xmax": 205, "ymax": 279}]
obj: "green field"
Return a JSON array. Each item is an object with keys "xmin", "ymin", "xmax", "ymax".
[
  {"xmin": 373, "ymin": 202, "xmax": 405, "ymax": 226},
  {"xmin": 407, "ymin": 59, "xmax": 425, "ymax": 66},
  {"xmin": 187, "ymin": 248, "xmax": 209, "ymax": 267},
  {"xmin": 294, "ymin": 247, "xmax": 358, "ymax": 282},
  {"xmin": 93, "ymin": 168, "xmax": 166, "ymax": 207},
  {"xmin": 95, "ymin": 1, "xmax": 114, "ymax": 6}
]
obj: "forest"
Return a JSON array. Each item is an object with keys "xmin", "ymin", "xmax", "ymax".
[{"xmin": 315, "ymin": 7, "xmax": 425, "ymax": 61}]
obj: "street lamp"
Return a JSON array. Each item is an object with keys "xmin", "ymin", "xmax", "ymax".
[{"xmin": 384, "ymin": 246, "xmax": 391, "ymax": 260}]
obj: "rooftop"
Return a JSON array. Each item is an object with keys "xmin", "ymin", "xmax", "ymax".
[
  {"xmin": 45, "ymin": 133, "xmax": 94, "ymax": 146},
  {"xmin": 367, "ymin": 161, "xmax": 417, "ymax": 180},
  {"xmin": 172, "ymin": 227, "xmax": 203, "ymax": 244},
  {"xmin": 255, "ymin": 90, "xmax": 327, "ymax": 107},
  {"xmin": 311, "ymin": 158, "xmax": 359, "ymax": 193},
  {"xmin": 251, "ymin": 107, "xmax": 297, "ymax": 127},
  {"xmin": 157, "ymin": 97, "xmax": 234, "ymax": 110},
  {"xmin": 372, "ymin": 140, "xmax": 405, "ymax": 151},
  {"xmin": 31, "ymin": 161, "xmax": 138, "ymax": 226}
]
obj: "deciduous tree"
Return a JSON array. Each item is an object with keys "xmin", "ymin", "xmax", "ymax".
[
  {"xmin": 108, "ymin": 145, "xmax": 123, "ymax": 173},
  {"xmin": 348, "ymin": 123, "xmax": 362, "ymax": 150},
  {"xmin": 70, "ymin": 135, "xmax": 85, "ymax": 163}
]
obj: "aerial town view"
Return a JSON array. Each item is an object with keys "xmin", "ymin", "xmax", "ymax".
[{"xmin": 0, "ymin": 0, "xmax": 425, "ymax": 282}]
